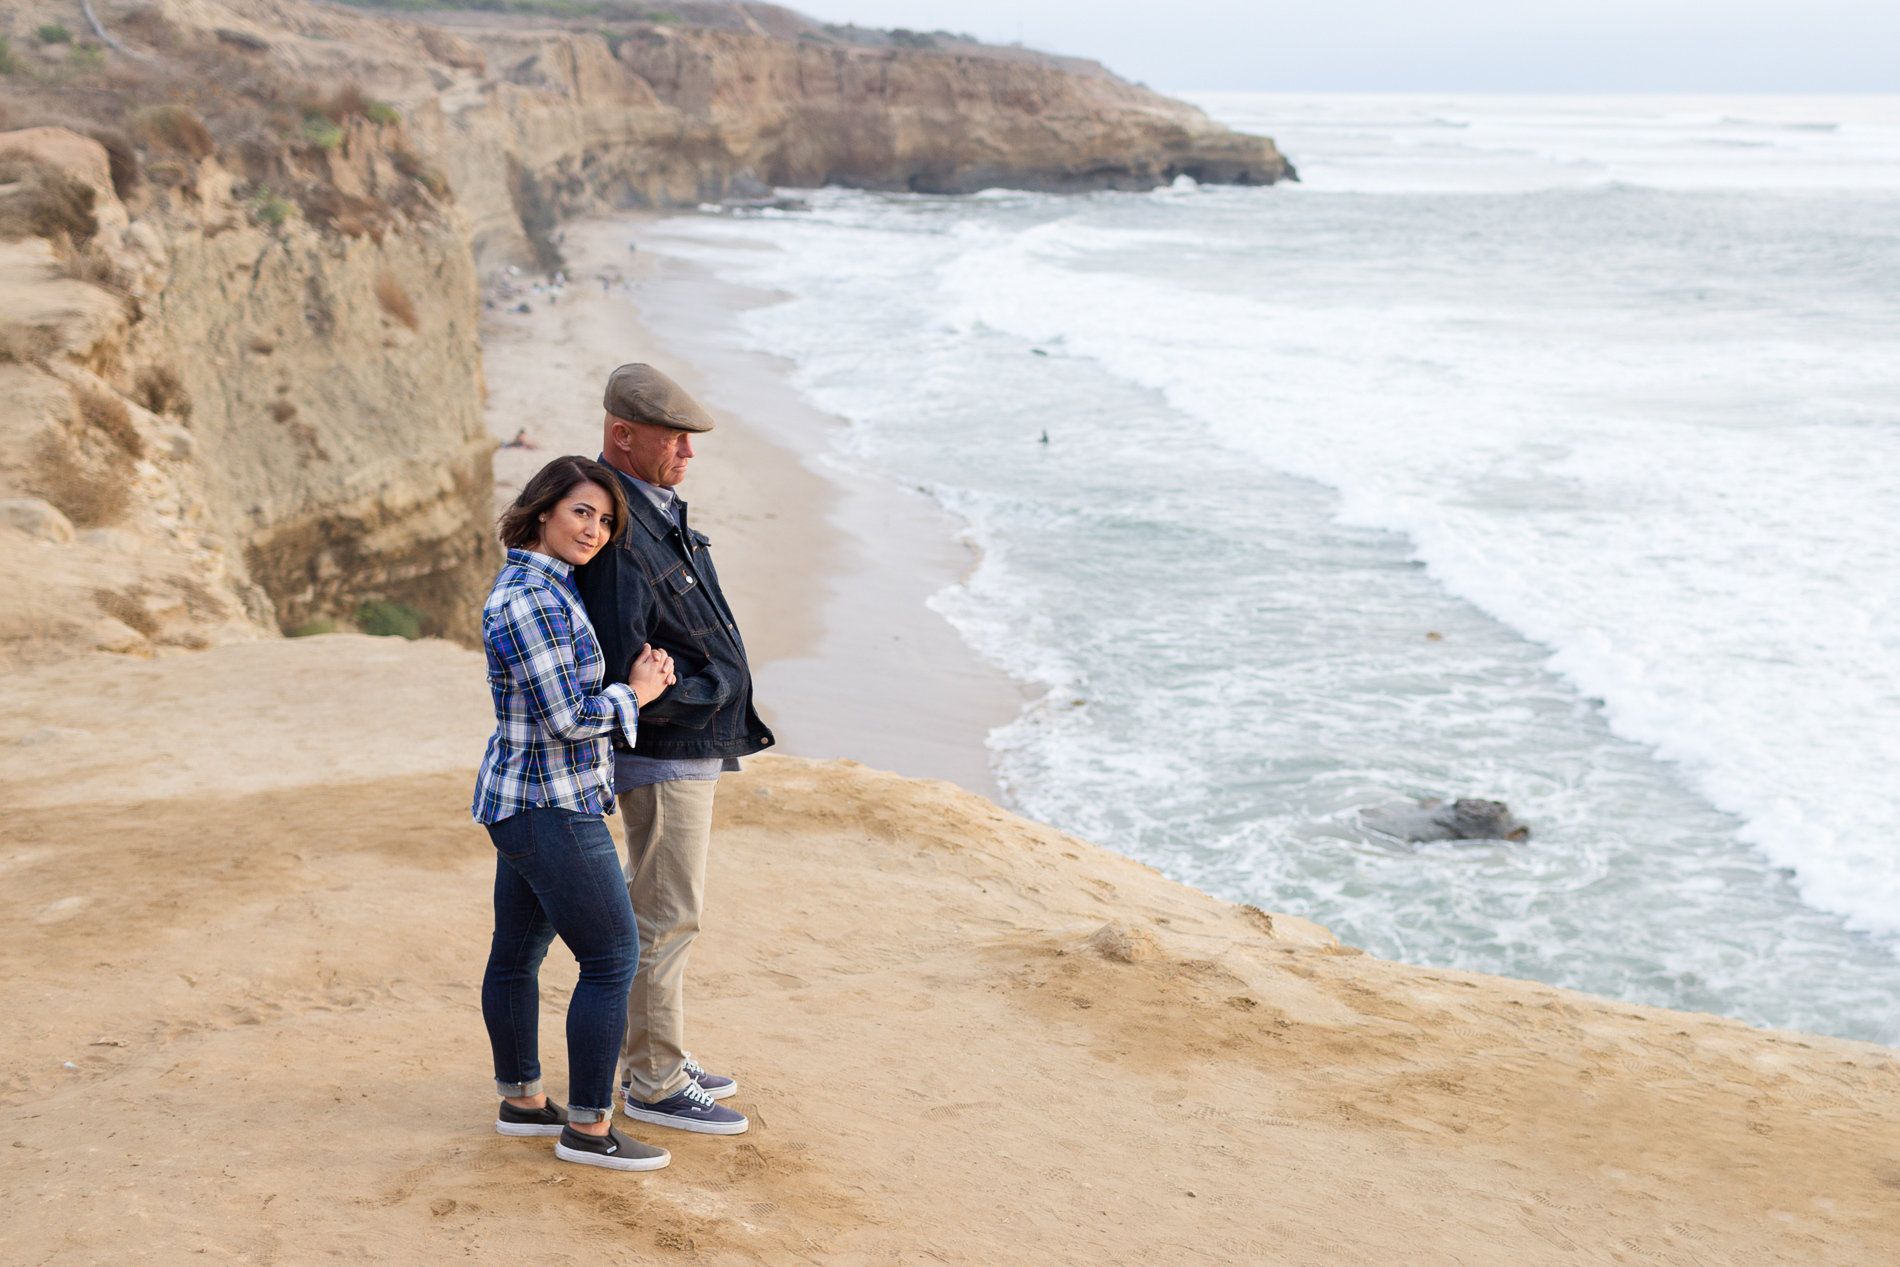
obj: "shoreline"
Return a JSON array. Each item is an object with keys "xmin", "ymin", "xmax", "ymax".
[{"xmin": 480, "ymin": 215, "xmax": 1023, "ymax": 800}]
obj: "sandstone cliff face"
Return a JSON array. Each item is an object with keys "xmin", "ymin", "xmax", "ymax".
[
  {"xmin": 0, "ymin": 0, "xmax": 1287, "ymax": 663},
  {"xmin": 0, "ymin": 110, "xmax": 494, "ymax": 666},
  {"xmin": 141, "ymin": 124, "xmax": 492, "ymax": 645}
]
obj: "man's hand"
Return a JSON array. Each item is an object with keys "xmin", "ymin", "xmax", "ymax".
[{"xmin": 629, "ymin": 642, "xmax": 676, "ymax": 707}]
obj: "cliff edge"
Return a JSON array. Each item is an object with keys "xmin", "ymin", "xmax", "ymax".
[{"xmin": 2, "ymin": 637, "xmax": 1894, "ymax": 1264}]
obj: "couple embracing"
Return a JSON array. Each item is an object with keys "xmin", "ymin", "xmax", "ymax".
[{"xmin": 469, "ymin": 365, "xmax": 774, "ymax": 1171}]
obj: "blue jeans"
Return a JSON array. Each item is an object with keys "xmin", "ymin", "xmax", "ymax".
[{"xmin": 482, "ymin": 807, "xmax": 639, "ymax": 1123}]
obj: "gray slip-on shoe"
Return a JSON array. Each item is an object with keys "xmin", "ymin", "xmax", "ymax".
[
  {"xmin": 554, "ymin": 1124, "xmax": 670, "ymax": 1171},
  {"xmin": 496, "ymin": 1098, "xmax": 568, "ymax": 1137}
]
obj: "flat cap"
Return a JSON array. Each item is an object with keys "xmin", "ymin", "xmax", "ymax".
[{"xmin": 602, "ymin": 363, "xmax": 716, "ymax": 433}]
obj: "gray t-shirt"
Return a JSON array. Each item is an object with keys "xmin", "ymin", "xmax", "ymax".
[{"xmin": 613, "ymin": 472, "xmax": 738, "ymax": 793}]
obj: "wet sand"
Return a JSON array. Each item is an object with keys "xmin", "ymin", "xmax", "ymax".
[{"xmin": 481, "ymin": 217, "xmax": 1023, "ymax": 799}]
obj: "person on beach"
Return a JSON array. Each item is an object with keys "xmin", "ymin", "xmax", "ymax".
[
  {"xmin": 573, "ymin": 364, "xmax": 775, "ymax": 1136},
  {"xmin": 472, "ymin": 455, "xmax": 680, "ymax": 1172}
]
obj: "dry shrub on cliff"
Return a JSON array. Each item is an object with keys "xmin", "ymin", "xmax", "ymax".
[
  {"xmin": 293, "ymin": 84, "xmax": 397, "ymax": 140},
  {"xmin": 0, "ymin": 149, "xmax": 139, "ymax": 290},
  {"xmin": 88, "ymin": 129, "xmax": 140, "ymax": 198},
  {"xmin": 32, "ymin": 413, "xmax": 133, "ymax": 527},
  {"xmin": 114, "ymin": 6, "xmax": 182, "ymax": 52},
  {"xmin": 0, "ymin": 157, "xmax": 99, "ymax": 246},
  {"xmin": 0, "ymin": 156, "xmax": 133, "ymax": 290},
  {"xmin": 320, "ymin": 84, "xmax": 371, "ymax": 123},
  {"xmin": 391, "ymin": 146, "xmax": 452, "ymax": 201},
  {"xmin": 299, "ymin": 184, "xmax": 390, "ymax": 239},
  {"xmin": 76, "ymin": 387, "xmax": 145, "ymax": 458},
  {"xmin": 92, "ymin": 588, "xmax": 159, "ymax": 638},
  {"xmin": 91, "ymin": 578, "xmax": 223, "ymax": 643},
  {"xmin": 374, "ymin": 270, "xmax": 420, "ymax": 330},
  {"xmin": 134, "ymin": 364, "xmax": 192, "ymax": 420},
  {"xmin": 131, "ymin": 105, "xmax": 214, "ymax": 158}
]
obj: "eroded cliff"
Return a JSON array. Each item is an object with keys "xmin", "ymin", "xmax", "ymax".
[
  {"xmin": 0, "ymin": 33, "xmax": 494, "ymax": 664},
  {"xmin": 0, "ymin": 0, "xmax": 1288, "ymax": 662},
  {"xmin": 166, "ymin": 0, "xmax": 1289, "ymax": 267}
]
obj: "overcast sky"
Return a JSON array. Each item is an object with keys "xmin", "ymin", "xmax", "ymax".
[{"xmin": 795, "ymin": 1, "xmax": 1898, "ymax": 93}]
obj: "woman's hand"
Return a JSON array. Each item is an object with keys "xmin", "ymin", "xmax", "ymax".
[{"xmin": 629, "ymin": 643, "xmax": 676, "ymax": 707}]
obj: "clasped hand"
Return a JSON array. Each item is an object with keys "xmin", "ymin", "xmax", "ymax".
[{"xmin": 628, "ymin": 643, "xmax": 677, "ymax": 707}]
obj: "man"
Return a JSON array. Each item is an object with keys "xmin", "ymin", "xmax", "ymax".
[{"xmin": 574, "ymin": 363, "xmax": 775, "ymax": 1136}]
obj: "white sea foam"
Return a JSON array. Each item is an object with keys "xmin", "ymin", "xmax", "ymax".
[
  {"xmin": 930, "ymin": 215, "xmax": 1900, "ymax": 938},
  {"xmin": 637, "ymin": 93, "xmax": 1900, "ymax": 1041},
  {"xmin": 1182, "ymin": 93, "xmax": 1900, "ymax": 193}
]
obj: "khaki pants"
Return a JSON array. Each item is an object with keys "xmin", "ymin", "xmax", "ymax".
[{"xmin": 616, "ymin": 778, "xmax": 718, "ymax": 1103}]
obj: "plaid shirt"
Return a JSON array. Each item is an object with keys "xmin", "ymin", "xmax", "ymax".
[{"xmin": 472, "ymin": 550, "xmax": 639, "ymax": 824}]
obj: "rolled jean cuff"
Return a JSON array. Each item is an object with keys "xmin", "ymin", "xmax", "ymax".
[
  {"xmin": 567, "ymin": 1104, "xmax": 612, "ymax": 1125},
  {"xmin": 496, "ymin": 1078, "xmax": 544, "ymax": 1098}
]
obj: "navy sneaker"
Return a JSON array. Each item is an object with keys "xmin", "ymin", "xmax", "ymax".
[
  {"xmin": 622, "ymin": 1079, "xmax": 749, "ymax": 1135},
  {"xmin": 682, "ymin": 1052, "xmax": 737, "ymax": 1100},
  {"xmin": 554, "ymin": 1124, "xmax": 670, "ymax": 1171},
  {"xmin": 495, "ymin": 1098, "xmax": 568, "ymax": 1137}
]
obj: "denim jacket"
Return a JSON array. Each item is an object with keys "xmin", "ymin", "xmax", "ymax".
[{"xmin": 572, "ymin": 468, "xmax": 776, "ymax": 760}]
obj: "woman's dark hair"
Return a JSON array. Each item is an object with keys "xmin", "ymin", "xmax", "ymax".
[{"xmin": 497, "ymin": 455, "xmax": 630, "ymax": 550}]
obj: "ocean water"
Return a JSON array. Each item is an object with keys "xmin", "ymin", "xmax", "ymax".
[{"xmin": 637, "ymin": 94, "xmax": 1900, "ymax": 1045}]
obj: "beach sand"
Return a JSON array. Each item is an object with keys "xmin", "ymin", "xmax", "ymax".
[
  {"xmin": 2, "ymin": 638, "xmax": 1897, "ymax": 1264},
  {"xmin": 2, "ymin": 216, "xmax": 1897, "ymax": 1264},
  {"xmin": 482, "ymin": 218, "xmax": 1023, "ymax": 800}
]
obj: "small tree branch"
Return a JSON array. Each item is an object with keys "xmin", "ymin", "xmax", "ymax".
[{"xmin": 80, "ymin": 0, "xmax": 144, "ymax": 58}]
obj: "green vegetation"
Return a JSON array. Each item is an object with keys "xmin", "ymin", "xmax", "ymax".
[
  {"xmin": 357, "ymin": 600, "xmax": 428, "ymax": 640},
  {"xmin": 301, "ymin": 113, "xmax": 344, "ymax": 150},
  {"xmin": 288, "ymin": 619, "xmax": 338, "ymax": 637},
  {"xmin": 365, "ymin": 100, "xmax": 401, "ymax": 125},
  {"xmin": 250, "ymin": 192, "xmax": 294, "ymax": 225},
  {"xmin": 66, "ymin": 45, "xmax": 105, "ymax": 71},
  {"xmin": 36, "ymin": 23, "xmax": 73, "ymax": 44},
  {"xmin": 0, "ymin": 36, "xmax": 17, "ymax": 75}
]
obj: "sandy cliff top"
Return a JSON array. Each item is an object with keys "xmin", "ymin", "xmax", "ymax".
[{"xmin": 2, "ymin": 637, "xmax": 1895, "ymax": 1263}]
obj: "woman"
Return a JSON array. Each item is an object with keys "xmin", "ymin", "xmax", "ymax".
[{"xmin": 472, "ymin": 455, "xmax": 677, "ymax": 1172}]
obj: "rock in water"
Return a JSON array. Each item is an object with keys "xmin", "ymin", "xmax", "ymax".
[{"xmin": 1361, "ymin": 798, "xmax": 1530, "ymax": 843}]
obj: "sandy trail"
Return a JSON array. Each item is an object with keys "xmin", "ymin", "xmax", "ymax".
[{"xmin": 3, "ymin": 641, "xmax": 1896, "ymax": 1265}]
